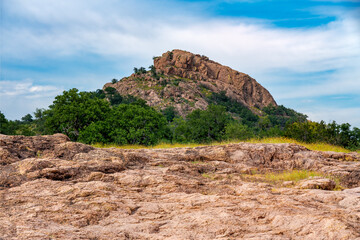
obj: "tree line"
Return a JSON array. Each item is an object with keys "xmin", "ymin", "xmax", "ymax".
[{"xmin": 1, "ymin": 88, "xmax": 359, "ymax": 150}]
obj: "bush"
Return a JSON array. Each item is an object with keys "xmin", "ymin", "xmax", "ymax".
[
  {"xmin": 262, "ymin": 105, "xmax": 307, "ymax": 128},
  {"xmin": 285, "ymin": 120, "xmax": 360, "ymax": 150},
  {"xmin": 45, "ymin": 88, "xmax": 110, "ymax": 140},
  {"xmin": 0, "ymin": 111, "xmax": 10, "ymax": 134},
  {"xmin": 224, "ymin": 121, "xmax": 254, "ymax": 141},
  {"xmin": 79, "ymin": 104, "xmax": 169, "ymax": 145},
  {"xmin": 171, "ymin": 105, "xmax": 231, "ymax": 143},
  {"xmin": 207, "ymin": 91, "xmax": 259, "ymax": 126},
  {"xmin": 162, "ymin": 106, "xmax": 178, "ymax": 122}
]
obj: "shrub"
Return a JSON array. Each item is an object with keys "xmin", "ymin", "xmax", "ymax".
[
  {"xmin": 224, "ymin": 121, "xmax": 254, "ymax": 140},
  {"xmin": 171, "ymin": 105, "xmax": 231, "ymax": 143},
  {"xmin": 45, "ymin": 88, "xmax": 110, "ymax": 140},
  {"xmin": 79, "ymin": 104, "xmax": 169, "ymax": 146},
  {"xmin": 162, "ymin": 106, "xmax": 178, "ymax": 122}
]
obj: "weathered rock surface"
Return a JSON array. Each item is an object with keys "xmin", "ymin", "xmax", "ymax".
[
  {"xmin": 104, "ymin": 50, "xmax": 277, "ymax": 116},
  {"xmin": 1, "ymin": 134, "xmax": 360, "ymax": 239},
  {"xmin": 296, "ymin": 177, "xmax": 336, "ymax": 190}
]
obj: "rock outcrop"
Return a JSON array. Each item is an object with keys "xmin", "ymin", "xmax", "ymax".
[
  {"xmin": 104, "ymin": 50, "xmax": 277, "ymax": 116},
  {"xmin": 1, "ymin": 134, "xmax": 360, "ymax": 239}
]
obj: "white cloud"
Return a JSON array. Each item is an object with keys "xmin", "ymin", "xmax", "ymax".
[
  {"xmin": 3, "ymin": 1, "xmax": 359, "ymax": 75},
  {"xmin": 0, "ymin": 80, "xmax": 60, "ymax": 97},
  {"xmin": 0, "ymin": 80, "xmax": 62, "ymax": 119},
  {"xmin": 301, "ymin": 106, "xmax": 360, "ymax": 127},
  {"xmin": 1, "ymin": 0, "xmax": 360, "ymax": 125}
]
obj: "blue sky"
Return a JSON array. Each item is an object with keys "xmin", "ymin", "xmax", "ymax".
[{"xmin": 1, "ymin": 0, "xmax": 360, "ymax": 127}]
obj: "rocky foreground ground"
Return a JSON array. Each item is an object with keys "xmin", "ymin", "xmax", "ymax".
[{"xmin": 0, "ymin": 134, "xmax": 359, "ymax": 239}]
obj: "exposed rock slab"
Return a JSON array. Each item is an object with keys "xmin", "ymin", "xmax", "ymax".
[{"xmin": 0, "ymin": 134, "xmax": 360, "ymax": 239}]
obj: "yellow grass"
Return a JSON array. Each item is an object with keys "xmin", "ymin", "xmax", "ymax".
[
  {"xmin": 93, "ymin": 137, "xmax": 352, "ymax": 153},
  {"xmin": 263, "ymin": 170, "xmax": 322, "ymax": 182},
  {"xmin": 243, "ymin": 169, "xmax": 343, "ymax": 190},
  {"xmin": 246, "ymin": 137, "xmax": 351, "ymax": 153}
]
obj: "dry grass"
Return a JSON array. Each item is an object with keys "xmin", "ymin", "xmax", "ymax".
[
  {"xmin": 263, "ymin": 170, "xmax": 323, "ymax": 182},
  {"xmin": 93, "ymin": 137, "xmax": 353, "ymax": 153},
  {"xmin": 243, "ymin": 170, "xmax": 343, "ymax": 190},
  {"xmin": 246, "ymin": 137, "xmax": 351, "ymax": 153}
]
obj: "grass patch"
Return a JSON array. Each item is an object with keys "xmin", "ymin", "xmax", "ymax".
[
  {"xmin": 92, "ymin": 137, "xmax": 354, "ymax": 153},
  {"xmin": 201, "ymin": 173, "xmax": 215, "ymax": 180},
  {"xmin": 246, "ymin": 137, "xmax": 351, "ymax": 153},
  {"xmin": 190, "ymin": 161, "xmax": 204, "ymax": 164},
  {"xmin": 263, "ymin": 170, "xmax": 322, "ymax": 182},
  {"xmin": 243, "ymin": 170, "xmax": 343, "ymax": 190}
]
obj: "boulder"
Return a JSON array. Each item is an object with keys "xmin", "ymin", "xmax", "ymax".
[{"xmin": 297, "ymin": 177, "xmax": 336, "ymax": 190}]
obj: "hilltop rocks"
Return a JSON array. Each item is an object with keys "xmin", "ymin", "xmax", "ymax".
[
  {"xmin": 154, "ymin": 50, "xmax": 277, "ymax": 108},
  {"xmin": 1, "ymin": 134, "xmax": 360, "ymax": 239},
  {"xmin": 104, "ymin": 50, "xmax": 277, "ymax": 116}
]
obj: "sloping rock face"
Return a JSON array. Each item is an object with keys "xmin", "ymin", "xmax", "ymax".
[
  {"xmin": 104, "ymin": 50, "xmax": 277, "ymax": 116},
  {"xmin": 155, "ymin": 50, "xmax": 276, "ymax": 108},
  {"xmin": 1, "ymin": 134, "xmax": 360, "ymax": 239}
]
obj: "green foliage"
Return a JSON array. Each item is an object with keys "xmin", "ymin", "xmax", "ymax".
[
  {"xmin": 207, "ymin": 91, "xmax": 259, "ymax": 126},
  {"xmin": 258, "ymin": 126, "xmax": 284, "ymax": 138},
  {"xmin": 0, "ymin": 111, "xmax": 38, "ymax": 136},
  {"xmin": 172, "ymin": 79, "xmax": 181, "ymax": 86},
  {"xmin": 224, "ymin": 121, "xmax": 254, "ymax": 140},
  {"xmin": 33, "ymin": 108, "xmax": 48, "ymax": 134},
  {"xmin": 134, "ymin": 67, "xmax": 146, "ymax": 75},
  {"xmin": 109, "ymin": 93, "xmax": 123, "ymax": 106},
  {"xmin": 149, "ymin": 65, "xmax": 157, "ymax": 77},
  {"xmin": 162, "ymin": 106, "xmax": 178, "ymax": 122},
  {"xmin": 139, "ymin": 67, "xmax": 146, "ymax": 74},
  {"xmin": 168, "ymin": 51, "xmax": 173, "ymax": 60},
  {"xmin": 171, "ymin": 105, "xmax": 231, "ymax": 143},
  {"xmin": 104, "ymin": 87, "xmax": 116, "ymax": 95},
  {"xmin": 111, "ymin": 78, "xmax": 118, "ymax": 84},
  {"xmin": 21, "ymin": 114, "xmax": 33, "ymax": 123},
  {"xmin": 103, "ymin": 87, "xmax": 147, "ymax": 106},
  {"xmin": 45, "ymin": 88, "xmax": 110, "ymax": 140},
  {"xmin": 262, "ymin": 105, "xmax": 307, "ymax": 128},
  {"xmin": 0, "ymin": 111, "xmax": 10, "ymax": 134},
  {"xmin": 285, "ymin": 120, "xmax": 360, "ymax": 150},
  {"xmin": 89, "ymin": 89, "xmax": 106, "ymax": 99},
  {"xmin": 79, "ymin": 104, "xmax": 169, "ymax": 145}
]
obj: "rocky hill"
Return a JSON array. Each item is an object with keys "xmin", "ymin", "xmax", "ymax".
[
  {"xmin": 1, "ymin": 134, "xmax": 360, "ymax": 239},
  {"xmin": 104, "ymin": 50, "xmax": 277, "ymax": 116}
]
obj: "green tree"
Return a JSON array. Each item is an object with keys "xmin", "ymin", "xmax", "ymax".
[
  {"xmin": 207, "ymin": 91, "xmax": 259, "ymax": 126},
  {"xmin": 139, "ymin": 67, "xmax": 146, "ymax": 74},
  {"xmin": 224, "ymin": 121, "xmax": 254, "ymax": 140},
  {"xmin": 21, "ymin": 113, "xmax": 33, "ymax": 123},
  {"xmin": 170, "ymin": 117, "xmax": 188, "ymax": 143},
  {"xmin": 262, "ymin": 105, "xmax": 307, "ymax": 128},
  {"xmin": 173, "ymin": 105, "xmax": 231, "ymax": 143},
  {"xmin": 45, "ymin": 88, "xmax": 110, "ymax": 140},
  {"xmin": 0, "ymin": 111, "xmax": 9, "ymax": 134},
  {"xmin": 162, "ymin": 106, "xmax": 178, "ymax": 122},
  {"xmin": 79, "ymin": 104, "xmax": 169, "ymax": 145},
  {"xmin": 33, "ymin": 108, "xmax": 48, "ymax": 134},
  {"xmin": 149, "ymin": 65, "xmax": 157, "ymax": 77},
  {"xmin": 104, "ymin": 87, "xmax": 117, "ymax": 95}
]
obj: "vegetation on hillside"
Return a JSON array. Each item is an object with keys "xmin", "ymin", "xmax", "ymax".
[{"xmin": 1, "ymin": 82, "xmax": 359, "ymax": 151}]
